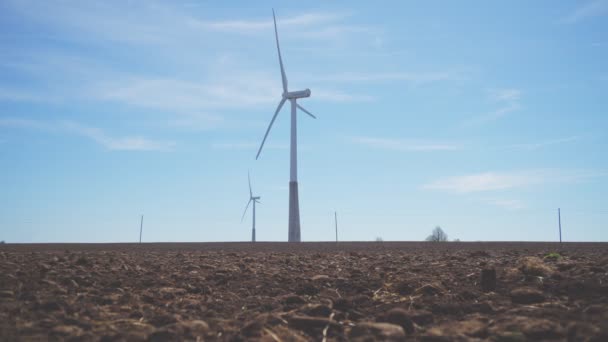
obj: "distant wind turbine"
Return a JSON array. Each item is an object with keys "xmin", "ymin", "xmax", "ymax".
[
  {"xmin": 241, "ymin": 172, "xmax": 261, "ymax": 242},
  {"xmin": 256, "ymin": 9, "xmax": 317, "ymax": 242}
]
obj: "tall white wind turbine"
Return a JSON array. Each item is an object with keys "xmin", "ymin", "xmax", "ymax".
[
  {"xmin": 256, "ymin": 9, "xmax": 316, "ymax": 243},
  {"xmin": 241, "ymin": 172, "xmax": 261, "ymax": 242}
]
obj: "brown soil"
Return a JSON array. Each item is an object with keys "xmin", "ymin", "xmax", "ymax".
[{"xmin": 1, "ymin": 242, "xmax": 607, "ymax": 341}]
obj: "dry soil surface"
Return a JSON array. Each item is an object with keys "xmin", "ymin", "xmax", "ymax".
[{"xmin": 1, "ymin": 242, "xmax": 607, "ymax": 341}]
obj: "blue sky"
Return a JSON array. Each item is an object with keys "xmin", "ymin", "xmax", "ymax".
[{"xmin": 1, "ymin": 0, "xmax": 607, "ymax": 243}]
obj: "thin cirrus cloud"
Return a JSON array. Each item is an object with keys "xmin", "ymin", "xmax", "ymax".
[
  {"xmin": 4, "ymin": 0, "xmax": 183, "ymax": 44},
  {"xmin": 508, "ymin": 136, "xmax": 580, "ymax": 150},
  {"xmin": 563, "ymin": 0, "xmax": 608, "ymax": 23},
  {"xmin": 463, "ymin": 103, "xmax": 521, "ymax": 126},
  {"xmin": 312, "ymin": 71, "xmax": 460, "ymax": 84},
  {"xmin": 0, "ymin": 88, "xmax": 45, "ymax": 103},
  {"xmin": 0, "ymin": 118, "xmax": 175, "ymax": 152},
  {"xmin": 461, "ymin": 88, "xmax": 522, "ymax": 127},
  {"xmin": 192, "ymin": 12, "xmax": 348, "ymax": 32},
  {"xmin": 96, "ymin": 76, "xmax": 279, "ymax": 112},
  {"xmin": 423, "ymin": 169, "xmax": 601, "ymax": 193},
  {"xmin": 312, "ymin": 88, "xmax": 376, "ymax": 102},
  {"xmin": 190, "ymin": 11, "xmax": 380, "ymax": 43},
  {"xmin": 489, "ymin": 88, "xmax": 521, "ymax": 102},
  {"xmin": 62, "ymin": 122, "xmax": 176, "ymax": 152},
  {"xmin": 485, "ymin": 199, "xmax": 526, "ymax": 210},
  {"xmin": 6, "ymin": 1, "xmax": 360, "ymax": 47},
  {"xmin": 351, "ymin": 136, "xmax": 462, "ymax": 151}
]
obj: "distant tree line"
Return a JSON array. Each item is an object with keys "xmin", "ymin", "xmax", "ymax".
[{"xmin": 372, "ymin": 226, "xmax": 459, "ymax": 242}]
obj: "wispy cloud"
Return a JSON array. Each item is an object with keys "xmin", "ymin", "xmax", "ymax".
[
  {"xmin": 97, "ymin": 76, "xmax": 279, "ymax": 111},
  {"xmin": 0, "ymin": 118, "xmax": 174, "ymax": 151},
  {"xmin": 464, "ymin": 103, "xmax": 521, "ymax": 126},
  {"xmin": 462, "ymin": 88, "xmax": 522, "ymax": 127},
  {"xmin": 313, "ymin": 88, "xmax": 376, "ymax": 102},
  {"xmin": 313, "ymin": 71, "xmax": 459, "ymax": 84},
  {"xmin": 485, "ymin": 198, "xmax": 526, "ymax": 210},
  {"xmin": 8, "ymin": 0, "xmax": 359, "ymax": 44},
  {"xmin": 0, "ymin": 87, "xmax": 54, "ymax": 103},
  {"xmin": 423, "ymin": 169, "xmax": 601, "ymax": 193},
  {"xmin": 508, "ymin": 136, "xmax": 580, "ymax": 150},
  {"xmin": 167, "ymin": 113, "xmax": 226, "ymax": 131},
  {"xmin": 0, "ymin": 118, "xmax": 56, "ymax": 131},
  {"xmin": 192, "ymin": 12, "xmax": 348, "ymax": 32},
  {"xmin": 489, "ymin": 88, "xmax": 521, "ymax": 102},
  {"xmin": 564, "ymin": 0, "xmax": 608, "ymax": 23},
  {"xmin": 4, "ymin": 0, "xmax": 188, "ymax": 44},
  {"xmin": 191, "ymin": 11, "xmax": 381, "ymax": 48},
  {"xmin": 292, "ymin": 25, "xmax": 377, "ymax": 40},
  {"xmin": 62, "ymin": 122, "xmax": 175, "ymax": 151},
  {"xmin": 351, "ymin": 136, "xmax": 462, "ymax": 151}
]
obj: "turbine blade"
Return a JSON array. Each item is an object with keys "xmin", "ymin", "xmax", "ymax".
[
  {"xmin": 273, "ymin": 9, "xmax": 288, "ymax": 93},
  {"xmin": 256, "ymin": 98, "xmax": 286, "ymax": 160},
  {"xmin": 241, "ymin": 199, "xmax": 252, "ymax": 222},
  {"xmin": 248, "ymin": 171, "xmax": 252, "ymax": 198},
  {"xmin": 296, "ymin": 103, "xmax": 316, "ymax": 119}
]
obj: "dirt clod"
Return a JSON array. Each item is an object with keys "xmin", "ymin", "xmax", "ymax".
[
  {"xmin": 510, "ymin": 287, "xmax": 545, "ymax": 304},
  {"xmin": 379, "ymin": 308, "xmax": 415, "ymax": 334},
  {"xmin": 521, "ymin": 319, "xmax": 565, "ymax": 339},
  {"xmin": 288, "ymin": 315, "xmax": 340, "ymax": 335},
  {"xmin": 349, "ymin": 322, "xmax": 405, "ymax": 340},
  {"xmin": 408, "ymin": 309, "xmax": 435, "ymax": 326},
  {"xmin": 480, "ymin": 268, "xmax": 497, "ymax": 292}
]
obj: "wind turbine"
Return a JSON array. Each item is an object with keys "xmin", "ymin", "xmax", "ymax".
[
  {"xmin": 241, "ymin": 172, "xmax": 261, "ymax": 242},
  {"xmin": 256, "ymin": 9, "xmax": 316, "ymax": 242}
]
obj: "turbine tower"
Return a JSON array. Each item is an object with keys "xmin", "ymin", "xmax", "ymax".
[
  {"xmin": 256, "ymin": 9, "xmax": 316, "ymax": 242},
  {"xmin": 241, "ymin": 172, "xmax": 261, "ymax": 242}
]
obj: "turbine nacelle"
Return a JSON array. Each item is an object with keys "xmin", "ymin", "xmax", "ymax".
[{"xmin": 283, "ymin": 89, "xmax": 311, "ymax": 99}]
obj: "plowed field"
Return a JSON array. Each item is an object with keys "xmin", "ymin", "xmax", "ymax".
[{"xmin": 1, "ymin": 242, "xmax": 607, "ymax": 341}]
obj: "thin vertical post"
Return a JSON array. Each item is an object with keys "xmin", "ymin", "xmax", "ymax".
[
  {"xmin": 334, "ymin": 211, "xmax": 338, "ymax": 243},
  {"xmin": 558, "ymin": 208, "xmax": 562, "ymax": 243},
  {"xmin": 139, "ymin": 215, "xmax": 144, "ymax": 244},
  {"xmin": 252, "ymin": 201, "xmax": 256, "ymax": 243}
]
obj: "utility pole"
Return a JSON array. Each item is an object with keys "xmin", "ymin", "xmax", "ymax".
[
  {"xmin": 334, "ymin": 211, "xmax": 338, "ymax": 243},
  {"xmin": 558, "ymin": 208, "xmax": 562, "ymax": 243},
  {"xmin": 139, "ymin": 215, "xmax": 144, "ymax": 244}
]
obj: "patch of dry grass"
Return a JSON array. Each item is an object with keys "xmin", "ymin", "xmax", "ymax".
[{"xmin": 518, "ymin": 256, "xmax": 554, "ymax": 277}]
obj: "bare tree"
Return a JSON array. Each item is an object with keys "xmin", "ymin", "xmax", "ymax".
[{"xmin": 426, "ymin": 226, "xmax": 448, "ymax": 242}]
